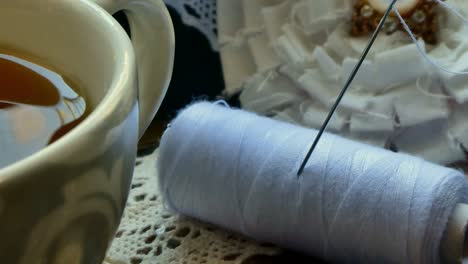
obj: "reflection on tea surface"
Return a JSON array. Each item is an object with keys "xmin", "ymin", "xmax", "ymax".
[{"xmin": 0, "ymin": 53, "xmax": 87, "ymax": 169}]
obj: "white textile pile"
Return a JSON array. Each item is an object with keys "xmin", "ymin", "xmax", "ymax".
[{"xmin": 218, "ymin": 0, "xmax": 468, "ymax": 165}]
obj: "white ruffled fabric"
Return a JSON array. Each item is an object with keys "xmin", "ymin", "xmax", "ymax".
[{"xmin": 218, "ymin": 0, "xmax": 468, "ymax": 165}]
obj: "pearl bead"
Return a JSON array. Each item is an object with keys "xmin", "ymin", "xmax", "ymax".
[
  {"xmin": 360, "ymin": 5, "xmax": 375, "ymax": 18},
  {"xmin": 383, "ymin": 19, "xmax": 398, "ymax": 34},
  {"xmin": 412, "ymin": 10, "xmax": 426, "ymax": 23}
]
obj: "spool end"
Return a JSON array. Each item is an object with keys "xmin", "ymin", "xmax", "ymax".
[{"xmin": 441, "ymin": 204, "xmax": 468, "ymax": 264}]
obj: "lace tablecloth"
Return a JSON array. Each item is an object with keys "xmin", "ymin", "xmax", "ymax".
[
  {"xmin": 163, "ymin": 0, "xmax": 218, "ymax": 51},
  {"xmin": 104, "ymin": 150, "xmax": 311, "ymax": 264}
]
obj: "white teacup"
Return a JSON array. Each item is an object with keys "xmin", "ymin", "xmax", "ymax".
[{"xmin": 0, "ymin": 0, "xmax": 174, "ymax": 263}]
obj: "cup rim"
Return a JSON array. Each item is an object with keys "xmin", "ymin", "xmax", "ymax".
[{"xmin": 0, "ymin": 0, "xmax": 136, "ymax": 180}]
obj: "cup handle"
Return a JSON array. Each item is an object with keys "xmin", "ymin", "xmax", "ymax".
[{"xmin": 90, "ymin": 0, "xmax": 175, "ymax": 137}]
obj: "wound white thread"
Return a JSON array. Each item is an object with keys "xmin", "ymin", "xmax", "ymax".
[{"xmin": 158, "ymin": 102, "xmax": 466, "ymax": 264}]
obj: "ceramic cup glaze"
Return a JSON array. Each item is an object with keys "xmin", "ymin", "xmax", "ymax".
[{"xmin": 0, "ymin": 0, "xmax": 174, "ymax": 263}]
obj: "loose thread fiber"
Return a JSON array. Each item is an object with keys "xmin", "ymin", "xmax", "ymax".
[
  {"xmin": 158, "ymin": 102, "xmax": 466, "ymax": 264},
  {"xmin": 395, "ymin": 0, "xmax": 468, "ymax": 75}
]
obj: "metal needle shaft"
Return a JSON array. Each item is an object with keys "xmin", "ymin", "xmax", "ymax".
[{"xmin": 297, "ymin": 0, "xmax": 399, "ymax": 176}]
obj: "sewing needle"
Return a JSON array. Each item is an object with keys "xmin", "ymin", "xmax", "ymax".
[{"xmin": 297, "ymin": 0, "xmax": 399, "ymax": 177}]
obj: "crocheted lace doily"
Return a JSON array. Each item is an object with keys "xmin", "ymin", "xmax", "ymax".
[
  {"xmin": 104, "ymin": 150, "xmax": 281, "ymax": 264},
  {"xmin": 218, "ymin": 0, "xmax": 468, "ymax": 165},
  {"xmin": 164, "ymin": 0, "xmax": 218, "ymax": 50}
]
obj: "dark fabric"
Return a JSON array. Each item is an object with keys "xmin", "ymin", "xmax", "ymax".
[{"xmin": 158, "ymin": 6, "xmax": 227, "ymax": 120}]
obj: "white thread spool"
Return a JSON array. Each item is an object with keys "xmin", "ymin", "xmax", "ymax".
[{"xmin": 158, "ymin": 102, "xmax": 467, "ymax": 264}]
